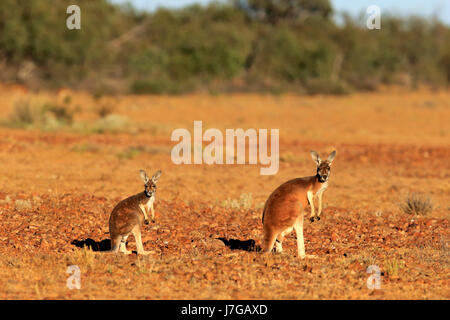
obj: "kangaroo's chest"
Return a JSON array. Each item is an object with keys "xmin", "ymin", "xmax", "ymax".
[
  {"xmin": 315, "ymin": 181, "xmax": 328, "ymax": 195},
  {"xmin": 306, "ymin": 181, "xmax": 328, "ymax": 205},
  {"xmin": 139, "ymin": 196, "xmax": 154, "ymax": 214}
]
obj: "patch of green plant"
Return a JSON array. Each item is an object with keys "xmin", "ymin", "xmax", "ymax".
[{"xmin": 0, "ymin": 0, "xmax": 449, "ymax": 94}]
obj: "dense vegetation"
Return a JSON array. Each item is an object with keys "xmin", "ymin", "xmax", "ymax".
[{"xmin": 0, "ymin": 0, "xmax": 449, "ymax": 94}]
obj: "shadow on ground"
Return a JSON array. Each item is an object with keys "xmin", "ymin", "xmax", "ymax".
[
  {"xmin": 71, "ymin": 238, "xmax": 111, "ymax": 252},
  {"xmin": 217, "ymin": 237, "xmax": 260, "ymax": 252}
]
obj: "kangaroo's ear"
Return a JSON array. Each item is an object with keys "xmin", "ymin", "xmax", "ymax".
[
  {"xmin": 310, "ymin": 150, "xmax": 321, "ymax": 166},
  {"xmin": 327, "ymin": 150, "xmax": 337, "ymax": 164},
  {"xmin": 152, "ymin": 170, "xmax": 162, "ymax": 183},
  {"xmin": 139, "ymin": 170, "xmax": 149, "ymax": 183}
]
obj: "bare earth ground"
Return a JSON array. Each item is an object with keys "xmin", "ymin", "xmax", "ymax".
[{"xmin": 0, "ymin": 85, "xmax": 448, "ymax": 299}]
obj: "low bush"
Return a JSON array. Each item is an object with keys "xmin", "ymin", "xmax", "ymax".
[{"xmin": 401, "ymin": 193, "xmax": 433, "ymax": 216}]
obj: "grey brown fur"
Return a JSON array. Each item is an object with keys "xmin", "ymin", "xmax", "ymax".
[{"xmin": 109, "ymin": 169, "xmax": 162, "ymax": 255}]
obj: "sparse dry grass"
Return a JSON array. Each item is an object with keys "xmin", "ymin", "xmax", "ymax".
[
  {"xmin": 220, "ymin": 193, "xmax": 254, "ymax": 210},
  {"xmin": 7, "ymin": 99, "xmax": 78, "ymax": 129},
  {"xmin": 401, "ymin": 193, "xmax": 434, "ymax": 216},
  {"xmin": 383, "ymin": 258, "xmax": 405, "ymax": 279}
]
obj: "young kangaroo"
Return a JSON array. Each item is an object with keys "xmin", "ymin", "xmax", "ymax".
[
  {"xmin": 261, "ymin": 150, "xmax": 336, "ymax": 258},
  {"xmin": 109, "ymin": 169, "xmax": 162, "ymax": 255}
]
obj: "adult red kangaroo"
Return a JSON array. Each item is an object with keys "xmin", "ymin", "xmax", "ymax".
[{"xmin": 261, "ymin": 150, "xmax": 336, "ymax": 258}]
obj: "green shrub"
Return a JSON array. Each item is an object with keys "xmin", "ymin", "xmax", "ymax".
[
  {"xmin": 0, "ymin": 1, "xmax": 448, "ymax": 94},
  {"xmin": 305, "ymin": 78, "xmax": 353, "ymax": 95},
  {"xmin": 131, "ymin": 79, "xmax": 173, "ymax": 95}
]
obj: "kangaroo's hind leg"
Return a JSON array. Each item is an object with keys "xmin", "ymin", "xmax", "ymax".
[
  {"xmin": 131, "ymin": 225, "xmax": 150, "ymax": 256},
  {"xmin": 275, "ymin": 227, "xmax": 293, "ymax": 253},
  {"xmin": 261, "ymin": 228, "xmax": 278, "ymax": 254},
  {"xmin": 110, "ymin": 235, "xmax": 121, "ymax": 254},
  {"xmin": 275, "ymin": 234, "xmax": 284, "ymax": 253},
  {"xmin": 294, "ymin": 213, "xmax": 316, "ymax": 259},
  {"xmin": 119, "ymin": 235, "xmax": 132, "ymax": 255}
]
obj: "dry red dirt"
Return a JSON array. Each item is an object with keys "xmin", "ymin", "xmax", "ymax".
[{"xmin": 0, "ymin": 86, "xmax": 448, "ymax": 299}]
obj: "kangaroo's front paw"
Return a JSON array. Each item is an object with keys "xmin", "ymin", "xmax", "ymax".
[
  {"xmin": 315, "ymin": 216, "xmax": 321, "ymax": 221},
  {"xmin": 310, "ymin": 217, "xmax": 315, "ymax": 223}
]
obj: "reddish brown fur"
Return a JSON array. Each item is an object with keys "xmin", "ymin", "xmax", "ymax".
[
  {"xmin": 261, "ymin": 176, "xmax": 323, "ymax": 251},
  {"xmin": 263, "ymin": 176, "xmax": 325, "ymax": 226},
  {"xmin": 261, "ymin": 151, "xmax": 336, "ymax": 257}
]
